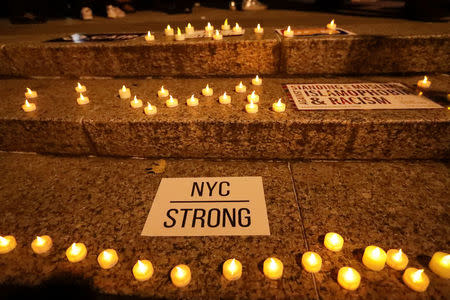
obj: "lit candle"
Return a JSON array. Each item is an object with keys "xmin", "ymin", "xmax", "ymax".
[
  {"xmin": 22, "ymin": 99, "xmax": 36, "ymax": 112},
  {"xmin": 145, "ymin": 31, "xmax": 155, "ymax": 42},
  {"xmin": 235, "ymin": 81, "xmax": 247, "ymax": 93},
  {"xmin": 301, "ymin": 252, "xmax": 322, "ymax": 273},
  {"xmin": 403, "ymin": 268, "xmax": 429, "ymax": 292},
  {"xmin": 337, "ymin": 267, "xmax": 361, "ymax": 291},
  {"xmin": 386, "ymin": 249, "xmax": 409, "ymax": 271},
  {"xmin": 31, "ymin": 235, "xmax": 52, "ymax": 254},
  {"xmin": 222, "ymin": 258, "xmax": 242, "ymax": 281},
  {"xmin": 429, "ymin": 252, "xmax": 450, "ymax": 279},
  {"xmin": 171, "ymin": 264, "xmax": 191, "ymax": 288},
  {"xmin": 119, "ymin": 85, "xmax": 131, "ymax": 99},
  {"xmin": 252, "ymin": 75, "xmax": 262, "ymax": 86},
  {"xmin": 66, "ymin": 242, "xmax": 87, "ymax": 263},
  {"xmin": 247, "ymin": 91, "xmax": 259, "ymax": 103},
  {"xmin": 165, "ymin": 25, "xmax": 174, "ymax": 36},
  {"xmin": 324, "ymin": 232, "xmax": 344, "ymax": 252},
  {"xmin": 205, "ymin": 22, "xmax": 214, "ymax": 34},
  {"xmin": 263, "ymin": 257, "xmax": 283, "ymax": 280},
  {"xmin": 133, "ymin": 260, "xmax": 154, "ymax": 281},
  {"xmin": 0, "ymin": 236, "xmax": 17, "ymax": 254},
  {"xmin": 175, "ymin": 27, "xmax": 185, "ymax": 41},
  {"xmin": 25, "ymin": 87, "xmax": 37, "ymax": 99},
  {"xmin": 221, "ymin": 19, "xmax": 230, "ymax": 31},
  {"xmin": 98, "ymin": 249, "xmax": 119, "ymax": 269},
  {"xmin": 272, "ymin": 98, "xmax": 286, "ymax": 113},
  {"xmin": 219, "ymin": 92, "xmax": 231, "ymax": 104},
  {"xmin": 232, "ymin": 23, "xmax": 243, "ymax": 34},
  {"xmin": 326, "ymin": 19, "xmax": 337, "ymax": 30},
  {"xmin": 166, "ymin": 95, "xmax": 179, "ymax": 108},
  {"xmin": 144, "ymin": 102, "xmax": 157, "ymax": 115},
  {"xmin": 75, "ymin": 82, "xmax": 86, "ymax": 93},
  {"xmin": 158, "ymin": 86, "xmax": 169, "ymax": 98},
  {"xmin": 245, "ymin": 99, "xmax": 258, "ymax": 114},
  {"xmin": 187, "ymin": 94, "xmax": 199, "ymax": 106},
  {"xmin": 362, "ymin": 245, "xmax": 387, "ymax": 271},
  {"xmin": 284, "ymin": 26, "xmax": 294, "ymax": 38},
  {"xmin": 77, "ymin": 93, "xmax": 89, "ymax": 105},
  {"xmin": 213, "ymin": 30, "xmax": 223, "ymax": 41},
  {"xmin": 202, "ymin": 84, "xmax": 213, "ymax": 96},
  {"xmin": 185, "ymin": 23, "xmax": 195, "ymax": 35},
  {"xmin": 417, "ymin": 76, "xmax": 431, "ymax": 89},
  {"xmin": 130, "ymin": 96, "xmax": 143, "ymax": 108},
  {"xmin": 254, "ymin": 24, "xmax": 264, "ymax": 34}
]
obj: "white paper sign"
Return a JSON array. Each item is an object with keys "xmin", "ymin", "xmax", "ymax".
[
  {"xmin": 141, "ymin": 177, "xmax": 270, "ymax": 237},
  {"xmin": 285, "ymin": 82, "xmax": 442, "ymax": 110}
]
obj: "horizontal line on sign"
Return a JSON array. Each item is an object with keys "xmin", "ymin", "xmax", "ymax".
[{"xmin": 170, "ymin": 200, "xmax": 250, "ymax": 203}]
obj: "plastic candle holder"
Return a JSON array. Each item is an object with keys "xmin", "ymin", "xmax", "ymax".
[
  {"xmin": 77, "ymin": 93, "xmax": 89, "ymax": 105},
  {"xmin": 386, "ymin": 249, "xmax": 409, "ymax": 271},
  {"xmin": 145, "ymin": 31, "xmax": 155, "ymax": 41},
  {"xmin": 263, "ymin": 257, "xmax": 283, "ymax": 280},
  {"xmin": 221, "ymin": 19, "xmax": 230, "ymax": 30},
  {"xmin": 363, "ymin": 245, "xmax": 387, "ymax": 271},
  {"xmin": 232, "ymin": 23, "xmax": 242, "ymax": 34},
  {"xmin": 66, "ymin": 243, "xmax": 87, "ymax": 263},
  {"xmin": 25, "ymin": 88, "xmax": 38, "ymax": 99},
  {"xmin": 175, "ymin": 27, "xmax": 185, "ymax": 41},
  {"xmin": 31, "ymin": 235, "xmax": 53, "ymax": 254},
  {"xmin": 165, "ymin": 25, "xmax": 174, "ymax": 36},
  {"xmin": 417, "ymin": 76, "xmax": 431, "ymax": 89},
  {"xmin": 222, "ymin": 258, "xmax": 242, "ymax": 281},
  {"xmin": 219, "ymin": 92, "xmax": 231, "ymax": 104},
  {"xmin": 75, "ymin": 82, "xmax": 86, "ymax": 93},
  {"xmin": 158, "ymin": 86, "xmax": 169, "ymax": 98},
  {"xmin": 235, "ymin": 81, "xmax": 247, "ymax": 93},
  {"xmin": 245, "ymin": 99, "xmax": 258, "ymax": 114},
  {"xmin": 130, "ymin": 96, "xmax": 143, "ymax": 108},
  {"xmin": 22, "ymin": 99, "xmax": 36, "ymax": 112},
  {"xmin": 403, "ymin": 268, "xmax": 429, "ymax": 292},
  {"xmin": 247, "ymin": 91, "xmax": 259, "ymax": 103},
  {"xmin": 185, "ymin": 23, "xmax": 194, "ymax": 35},
  {"xmin": 337, "ymin": 267, "xmax": 361, "ymax": 291},
  {"xmin": 327, "ymin": 19, "xmax": 336, "ymax": 30},
  {"xmin": 202, "ymin": 84, "xmax": 213, "ymax": 96},
  {"xmin": 119, "ymin": 85, "xmax": 131, "ymax": 99},
  {"xmin": 205, "ymin": 22, "xmax": 214, "ymax": 34},
  {"xmin": 324, "ymin": 232, "xmax": 344, "ymax": 252},
  {"xmin": 171, "ymin": 264, "xmax": 191, "ymax": 287},
  {"xmin": 252, "ymin": 75, "xmax": 262, "ymax": 86},
  {"xmin": 284, "ymin": 26, "xmax": 294, "ymax": 38},
  {"xmin": 213, "ymin": 30, "xmax": 223, "ymax": 40},
  {"xmin": 187, "ymin": 95, "xmax": 199, "ymax": 106},
  {"xmin": 166, "ymin": 95, "xmax": 179, "ymax": 108},
  {"xmin": 133, "ymin": 260, "xmax": 154, "ymax": 281},
  {"xmin": 0, "ymin": 236, "xmax": 17, "ymax": 254},
  {"xmin": 429, "ymin": 252, "xmax": 450, "ymax": 279},
  {"xmin": 254, "ymin": 24, "xmax": 264, "ymax": 34},
  {"xmin": 272, "ymin": 98, "xmax": 286, "ymax": 113},
  {"xmin": 144, "ymin": 102, "xmax": 157, "ymax": 115},
  {"xmin": 98, "ymin": 249, "xmax": 119, "ymax": 269},
  {"xmin": 301, "ymin": 252, "xmax": 322, "ymax": 273}
]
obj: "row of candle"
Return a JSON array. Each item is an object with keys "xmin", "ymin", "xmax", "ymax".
[{"xmin": 1, "ymin": 233, "xmax": 448, "ymax": 291}]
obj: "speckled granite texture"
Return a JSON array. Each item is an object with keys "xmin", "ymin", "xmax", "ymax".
[
  {"xmin": 0, "ymin": 153, "xmax": 449, "ymax": 299},
  {"xmin": 0, "ymin": 75, "xmax": 449, "ymax": 159}
]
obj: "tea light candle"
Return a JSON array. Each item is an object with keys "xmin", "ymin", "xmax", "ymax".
[
  {"xmin": 75, "ymin": 82, "xmax": 86, "ymax": 93},
  {"xmin": 31, "ymin": 235, "xmax": 52, "ymax": 254},
  {"xmin": 119, "ymin": 85, "xmax": 131, "ymax": 99},
  {"xmin": 284, "ymin": 26, "xmax": 294, "ymax": 38},
  {"xmin": 205, "ymin": 22, "xmax": 214, "ymax": 34},
  {"xmin": 187, "ymin": 94, "xmax": 199, "ymax": 106},
  {"xmin": 429, "ymin": 252, "xmax": 450, "ymax": 278},
  {"xmin": 130, "ymin": 96, "xmax": 143, "ymax": 108},
  {"xmin": 417, "ymin": 76, "xmax": 431, "ymax": 89},
  {"xmin": 247, "ymin": 91, "xmax": 259, "ymax": 103},
  {"xmin": 144, "ymin": 102, "xmax": 157, "ymax": 115},
  {"xmin": 25, "ymin": 88, "xmax": 37, "ymax": 99},
  {"xmin": 222, "ymin": 258, "xmax": 242, "ymax": 281},
  {"xmin": 185, "ymin": 23, "xmax": 194, "ymax": 35},
  {"xmin": 22, "ymin": 99, "xmax": 36, "ymax": 112},
  {"xmin": 0, "ymin": 236, "xmax": 17, "ymax": 254},
  {"xmin": 324, "ymin": 232, "xmax": 344, "ymax": 252},
  {"xmin": 219, "ymin": 92, "xmax": 231, "ymax": 104},
  {"xmin": 145, "ymin": 31, "xmax": 155, "ymax": 41},
  {"xmin": 175, "ymin": 27, "xmax": 185, "ymax": 41},
  {"xmin": 202, "ymin": 84, "xmax": 213, "ymax": 96},
  {"xmin": 98, "ymin": 249, "xmax": 119, "ymax": 269},
  {"xmin": 166, "ymin": 95, "xmax": 178, "ymax": 108},
  {"xmin": 158, "ymin": 86, "xmax": 169, "ymax": 98},
  {"xmin": 403, "ymin": 268, "xmax": 429, "ymax": 292},
  {"xmin": 165, "ymin": 25, "xmax": 174, "ymax": 36},
  {"xmin": 301, "ymin": 252, "xmax": 322, "ymax": 273},
  {"xmin": 213, "ymin": 30, "xmax": 223, "ymax": 40},
  {"xmin": 337, "ymin": 267, "xmax": 361, "ymax": 291},
  {"xmin": 235, "ymin": 81, "xmax": 247, "ymax": 93},
  {"xmin": 363, "ymin": 245, "xmax": 387, "ymax": 271},
  {"xmin": 221, "ymin": 19, "xmax": 230, "ymax": 30},
  {"xmin": 232, "ymin": 23, "xmax": 243, "ymax": 34},
  {"xmin": 133, "ymin": 260, "xmax": 154, "ymax": 281},
  {"xmin": 171, "ymin": 264, "xmax": 191, "ymax": 288},
  {"xmin": 272, "ymin": 98, "xmax": 286, "ymax": 113},
  {"xmin": 327, "ymin": 19, "xmax": 336, "ymax": 30},
  {"xmin": 245, "ymin": 99, "xmax": 258, "ymax": 114},
  {"xmin": 254, "ymin": 24, "xmax": 264, "ymax": 34},
  {"xmin": 77, "ymin": 93, "xmax": 89, "ymax": 105},
  {"xmin": 66, "ymin": 242, "xmax": 87, "ymax": 263},
  {"xmin": 386, "ymin": 249, "xmax": 409, "ymax": 271},
  {"xmin": 252, "ymin": 75, "xmax": 262, "ymax": 86},
  {"xmin": 263, "ymin": 257, "xmax": 283, "ymax": 280}
]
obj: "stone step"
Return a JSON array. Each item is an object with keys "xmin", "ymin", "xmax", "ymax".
[
  {"xmin": 1, "ymin": 75, "xmax": 449, "ymax": 160},
  {"xmin": 0, "ymin": 152, "xmax": 448, "ymax": 299}
]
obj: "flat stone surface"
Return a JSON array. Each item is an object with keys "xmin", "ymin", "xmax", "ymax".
[
  {"xmin": 291, "ymin": 161, "xmax": 450, "ymax": 299},
  {"xmin": 0, "ymin": 75, "xmax": 449, "ymax": 160}
]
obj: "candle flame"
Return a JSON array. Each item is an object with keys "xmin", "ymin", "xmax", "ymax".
[
  {"xmin": 393, "ymin": 249, "xmax": 403, "ymax": 261},
  {"xmin": 177, "ymin": 27, "xmax": 181, "ymax": 35},
  {"xmin": 176, "ymin": 266, "xmax": 186, "ymax": 278},
  {"xmin": 24, "ymin": 99, "xmax": 31, "ymax": 107},
  {"xmin": 441, "ymin": 255, "xmax": 450, "ymax": 267},
  {"xmin": 102, "ymin": 250, "xmax": 112, "ymax": 261},
  {"xmin": 190, "ymin": 95, "xmax": 195, "ymax": 101},
  {"xmin": 147, "ymin": 31, "xmax": 151, "ymax": 37},
  {"xmin": 344, "ymin": 268, "xmax": 355, "ymax": 281},
  {"xmin": 215, "ymin": 30, "xmax": 220, "ymax": 36},
  {"xmin": 137, "ymin": 260, "xmax": 148, "ymax": 273},
  {"xmin": 167, "ymin": 25, "xmax": 171, "ymax": 30},
  {"xmin": 229, "ymin": 258, "xmax": 237, "ymax": 274},
  {"xmin": 257, "ymin": 24, "xmax": 261, "ymax": 30},
  {"xmin": 423, "ymin": 76, "xmax": 428, "ymax": 83},
  {"xmin": 330, "ymin": 19, "xmax": 335, "ymax": 25},
  {"xmin": 418, "ymin": 91, "xmax": 423, "ymax": 96},
  {"xmin": 223, "ymin": 92, "xmax": 227, "ymax": 97},
  {"xmin": 122, "ymin": 85, "xmax": 127, "ymax": 92},
  {"xmin": 187, "ymin": 23, "xmax": 192, "ymax": 28},
  {"xmin": 160, "ymin": 86, "xmax": 165, "ymax": 92},
  {"xmin": 224, "ymin": 19, "xmax": 228, "ymax": 26},
  {"xmin": 207, "ymin": 22, "xmax": 212, "ymax": 29},
  {"xmin": 36, "ymin": 236, "xmax": 44, "ymax": 246},
  {"xmin": 77, "ymin": 82, "xmax": 82, "ymax": 88},
  {"xmin": 307, "ymin": 253, "xmax": 317, "ymax": 265},
  {"xmin": 70, "ymin": 243, "xmax": 81, "ymax": 255},
  {"xmin": 277, "ymin": 98, "xmax": 282, "ymax": 105},
  {"xmin": 372, "ymin": 247, "xmax": 381, "ymax": 258},
  {"xmin": 268, "ymin": 258, "xmax": 278, "ymax": 271},
  {"xmin": 329, "ymin": 233, "xmax": 340, "ymax": 245},
  {"xmin": 287, "ymin": 26, "xmax": 291, "ymax": 32},
  {"xmin": 239, "ymin": 81, "xmax": 243, "ymax": 88},
  {"xmin": 0, "ymin": 236, "xmax": 9, "ymax": 246},
  {"xmin": 26, "ymin": 88, "xmax": 32, "ymax": 94},
  {"xmin": 234, "ymin": 23, "xmax": 240, "ymax": 29},
  {"xmin": 169, "ymin": 95, "xmax": 174, "ymax": 101},
  {"xmin": 255, "ymin": 75, "xmax": 259, "ymax": 80},
  {"xmin": 79, "ymin": 93, "xmax": 85, "ymax": 100},
  {"xmin": 251, "ymin": 91, "xmax": 255, "ymax": 97},
  {"xmin": 206, "ymin": 84, "xmax": 210, "ymax": 91},
  {"xmin": 147, "ymin": 102, "xmax": 152, "ymax": 109},
  {"xmin": 412, "ymin": 269, "xmax": 424, "ymax": 283}
]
